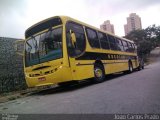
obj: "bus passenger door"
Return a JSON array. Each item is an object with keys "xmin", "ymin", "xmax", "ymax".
[
  {"xmin": 66, "ymin": 30, "xmax": 78, "ymax": 80},
  {"xmin": 69, "ymin": 57, "xmax": 77, "ymax": 80},
  {"xmin": 67, "ymin": 31, "xmax": 78, "ymax": 80},
  {"xmin": 66, "ymin": 22, "xmax": 86, "ymax": 80}
]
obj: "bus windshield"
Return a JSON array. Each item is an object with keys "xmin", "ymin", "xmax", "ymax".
[{"xmin": 25, "ymin": 27, "xmax": 62, "ymax": 67}]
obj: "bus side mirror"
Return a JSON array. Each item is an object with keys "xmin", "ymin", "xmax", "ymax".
[
  {"xmin": 70, "ymin": 30, "xmax": 76, "ymax": 48},
  {"xmin": 14, "ymin": 39, "xmax": 25, "ymax": 56}
]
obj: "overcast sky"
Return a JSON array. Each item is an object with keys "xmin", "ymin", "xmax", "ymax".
[{"xmin": 0, "ymin": 0, "xmax": 160, "ymax": 38}]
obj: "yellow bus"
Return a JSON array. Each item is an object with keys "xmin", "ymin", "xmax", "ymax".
[{"xmin": 24, "ymin": 16, "xmax": 140, "ymax": 87}]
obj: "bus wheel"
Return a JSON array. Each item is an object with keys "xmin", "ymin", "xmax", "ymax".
[
  {"xmin": 138, "ymin": 59, "xmax": 144, "ymax": 70},
  {"xmin": 93, "ymin": 64, "xmax": 105, "ymax": 83},
  {"xmin": 138, "ymin": 64, "xmax": 144, "ymax": 71},
  {"xmin": 128, "ymin": 61, "xmax": 133, "ymax": 73},
  {"xmin": 138, "ymin": 65, "xmax": 142, "ymax": 71}
]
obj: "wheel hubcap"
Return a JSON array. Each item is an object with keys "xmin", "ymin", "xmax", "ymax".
[{"xmin": 95, "ymin": 68, "xmax": 102, "ymax": 78}]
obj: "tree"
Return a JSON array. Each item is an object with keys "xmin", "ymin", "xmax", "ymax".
[
  {"xmin": 124, "ymin": 25, "xmax": 160, "ymax": 58},
  {"xmin": 137, "ymin": 40, "xmax": 152, "ymax": 57},
  {"xmin": 125, "ymin": 29, "xmax": 147, "ymax": 45},
  {"xmin": 145, "ymin": 25, "xmax": 160, "ymax": 47}
]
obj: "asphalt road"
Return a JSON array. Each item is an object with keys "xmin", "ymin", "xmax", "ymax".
[{"xmin": 0, "ymin": 61, "xmax": 160, "ymax": 114}]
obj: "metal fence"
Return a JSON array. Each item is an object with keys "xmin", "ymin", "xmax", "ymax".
[{"xmin": 0, "ymin": 37, "xmax": 26, "ymax": 93}]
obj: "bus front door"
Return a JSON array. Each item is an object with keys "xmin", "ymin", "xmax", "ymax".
[{"xmin": 69, "ymin": 57, "xmax": 78, "ymax": 80}]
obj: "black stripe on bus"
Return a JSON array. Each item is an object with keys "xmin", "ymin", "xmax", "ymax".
[
  {"xmin": 75, "ymin": 52, "xmax": 136, "ymax": 60},
  {"xmin": 76, "ymin": 61, "xmax": 128, "ymax": 66}
]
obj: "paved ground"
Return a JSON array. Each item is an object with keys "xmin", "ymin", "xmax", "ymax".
[{"xmin": 0, "ymin": 60, "xmax": 160, "ymax": 114}]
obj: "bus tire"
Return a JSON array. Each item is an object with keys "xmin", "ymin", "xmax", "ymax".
[
  {"xmin": 128, "ymin": 61, "xmax": 133, "ymax": 73},
  {"xmin": 138, "ymin": 59, "xmax": 144, "ymax": 70},
  {"xmin": 138, "ymin": 65, "xmax": 142, "ymax": 71},
  {"xmin": 141, "ymin": 61, "xmax": 144, "ymax": 69},
  {"xmin": 93, "ymin": 63, "xmax": 105, "ymax": 83},
  {"xmin": 138, "ymin": 64, "xmax": 144, "ymax": 71}
]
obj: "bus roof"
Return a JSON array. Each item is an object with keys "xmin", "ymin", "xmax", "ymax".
[
  {"xmin": 25, "ymin": 16, "xmax": 134, "ymax": 43},
  {"xmin": 62, "ymin": 16, "xmax": 134, "ymax": 43}
]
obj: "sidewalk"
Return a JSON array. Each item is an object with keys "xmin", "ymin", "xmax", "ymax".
[
  {"xmin": 0, "ymin": 89, "xmax": 36, "ymax": 103},
  {"xmin": 0, "ymin": 85, "xmax": 55, "ymax": 103}
]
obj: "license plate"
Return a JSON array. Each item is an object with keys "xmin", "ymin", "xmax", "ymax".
[{"xmin": 38, "ymin": 77, "xmax": 46, "ymax": 82}]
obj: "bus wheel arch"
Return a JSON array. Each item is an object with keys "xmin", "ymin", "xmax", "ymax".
[{"xmin": 93, "ymin": 60, "xmax": 105, "ymax": 83}]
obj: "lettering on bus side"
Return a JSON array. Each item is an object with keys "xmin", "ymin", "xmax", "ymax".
[{"xmin": 75, "ymin": 52, "xmax": 136, "ymax": 61}]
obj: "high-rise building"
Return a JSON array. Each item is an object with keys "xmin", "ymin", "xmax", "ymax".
[
  {"xmin": 100, "ymin": 20, "xmax": 115, "ymax": 34},
  {"xmin": 124, "ymin": 13, "xmax": 142, "ymax": 36}
]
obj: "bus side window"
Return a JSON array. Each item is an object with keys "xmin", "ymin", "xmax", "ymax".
[
  {"xmin": 133, "ymin": 43, "xmax": 137, "ymax": 53},
  {"xmin": 116, "ymin": 38, "xmax": 124, "ymax": 52},
  {"xmin": 108, "ymin": 35, "xmax": 117, "ymax": 50},
  {"xmin": 126, "ymin": 42, "xmax": 130, "ymax": 52},
  {"xmin": 66, "ymin": 22, "xmax": 86, "ymax": 57},
  {"xmin": 86, "ymin": 28, "xmax": 100, "ymax": 48},
  {"xmin": 122, "ymin": 40, "xmax": 129, "ymax": 52},
  {"xmin": 114, "ymin": 38, "xmax": 120, "ymax": 51},
  {"xmin": 131, "ymin": 43, "xmax": 135, "ymax": 53},
  {"xmin": 98, "ymin": 32, "xmax": 110, "ymax": 50},
  {"xmin": 128, "ymin": 42, "xmax": 133, "ymax": 52}
]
